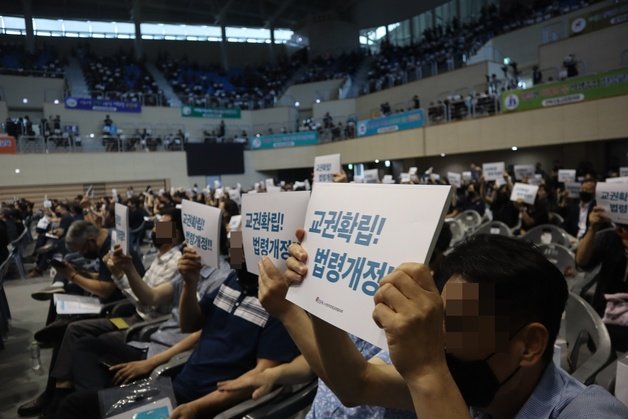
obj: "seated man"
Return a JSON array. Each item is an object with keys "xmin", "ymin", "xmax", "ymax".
[
  {"xmin": 276, "ymin": 232, "xmax": 628, "ymax": 418},
  {"xmin": 54, "ymin": 247, "xmax": 299, "ymax": 419},
  {"xmin": 20, "ymin": 209, "xmax": 182, "ymax": 417}
]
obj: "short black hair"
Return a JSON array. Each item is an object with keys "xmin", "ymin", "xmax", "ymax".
[
  {"xmin": 443, "ymin": 234, "xmax": 567, "ymax": 363},
  {"xmin": 159, "ymin": 207, "xmax": 183, "ymax": 236}
]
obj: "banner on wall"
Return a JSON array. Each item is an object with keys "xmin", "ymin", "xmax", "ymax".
[
  {"xmin": 64, "ymin": 97, "xmax": 141, "ymax": 113},
  {"xmin": 180, "ymin": 105, "xmax": 241, "ymax": 119},
  {"xmin": 357, "ymin": 109, "xmax": 425, "ymax": 137},
  {"xmin": 501, "ymin": 67, "xmax": 628, "ymax": 113},
  {"xmin": 250, "ymin": 131, "xmax": 319, "ymax": 150},
  {"xmin": 569, "ymin": 2, "xmax": 628, "ymax": 37},
  {"xmin": 0, "ymin": 135, "xmax": 17, "ymax": 154}
]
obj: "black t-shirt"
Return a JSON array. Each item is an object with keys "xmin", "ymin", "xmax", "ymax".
[
  {"xmin": 59, "ymin": 214, "xmax": 74, "ymax": 236},
  {"xmin": 580, "ymin": 229, "xmax": 628, "ymax": 314}
]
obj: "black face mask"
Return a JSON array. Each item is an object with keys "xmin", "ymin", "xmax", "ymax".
[
  {"xmin": 579, "ymin": 191, "xmax": 593, "ymax": 203},
  {"xmin": 83, "ymin": 248, "xmax": 99, "ymax": 260},
  {"xmin": 445, "ymin": 352, "xmax": 520, "ymax": 408}
]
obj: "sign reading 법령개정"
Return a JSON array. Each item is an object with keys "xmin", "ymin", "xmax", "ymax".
[
  {"xmin": 241, "ymin": 191, "xmax": 310, "ymax": 275},
  {"xmin": 483, "ymin": 162, "xmax": 505, "ymax": 181},
  {"xmin": 314, "ymin": 154, "xmax": 341, "ymax": 183},
  {"xmin": 510, "ymin": 183, "xmax": 539, "ymax": 205},
  {"xmin": 181, "ymin": 199, "xmax": 222, "ymax": 268},
  {"xmin": 285, "ymin": 182, "xmax": 453, "ymax": 348},
  {"xmin": 596, "ymin": 182, "xmax": 628, "ymax": 225},
  {"xmin": 114, "ymin": 203, "xmax": 129, "ymax": 254}
]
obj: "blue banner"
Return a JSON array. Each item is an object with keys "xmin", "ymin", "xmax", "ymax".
[
  {"xmin": 250, "ymin": 131, "xmax": 319, "ymax": 150},
  {"xmin": 64, "ymin": 97, "xmax": 142, "ymax": 113},
  {"xmin": 357, "ymin": 109, "xmax": 425, "ymax": 137}
]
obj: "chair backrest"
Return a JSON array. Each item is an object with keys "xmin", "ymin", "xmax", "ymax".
[
  {"xmin": 537, "ymin": 243, "xmax": 576, "ymax": 278},
  {"xmin": 447, "ymin": 219, "xmax": 465, "ymax": 245},
  {"xmin": 549, "ymin": 212, "xmax": 565, "ymax": 226},
  {"xmin": 455, "ymin": 210, "xmax": 483, "ymax": 233},
  {"xmin": 523, "ymin": 224, "xmax": 570, "ymax": 247},
  {"xmin": 564, "ymin": 292, "xmax": 614, "ymax": 384},
  {"xmin": 473, "ymin": 220, "xmax": 513, "ymax": 237}
]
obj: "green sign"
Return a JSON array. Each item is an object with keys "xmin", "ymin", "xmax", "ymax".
[
  {"xmin": 501, "ymin": 67, "xmax": 628, "ymax": 113},
  {"xmin": 569, "ymin": 2, "xmax": 628, "ymax": 36},
  {"xmin": 250, "ymin": 131, "xmax": 319, "ymax": 150},
  {"xmin": 181, "ymin": 105, "xmax": 241, "ymax": 119}
]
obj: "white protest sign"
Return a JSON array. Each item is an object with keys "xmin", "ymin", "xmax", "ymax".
[
  {"xmin": 181, "ymin": 199, "xmax": 222, "ymax": 268},
  {"xmin": 558, "ymin": 170, "xmax": 576, "ymax": 183},
  {"xmin": 462, "ymin": 171, "xmax": 473, "ymax": 181},
  {"xmin": 112, "ymin": 188, "xmax": 118, "ymax": 200},
  {"xmin": 286, "ymin": 183, "xmax": 453, "ymax": 348},
  {"xmin": 363, "ymin": 169, "xmax": 379, "ymax": 183},
  {"xmin": 447, "ymin": 172, "xmax": 462, "ymax": 188},
  {"xmin": 483, "ymin": 162, "xmax": 505, "ymax": 181},
  {"xmin": 382, "ymin": 175, "xmax": 395, "ymax": 184},
  {"xmin": 620, "ymin": 167, "xmax": 628, "ymax": 177},
  {"xmin": 229, "ymin": 215, "xmax": 242, "ymax": 232},
  {"xmin": 400, "ymin": 173, "xmax": 411, "ymax": 183},
  {"xmin": 227, "ymin": 188, "xmax": 241, "ymax": 206},
  {"xmin": 430, "ymin": 173, "xmax": 440, "ymax": 182},
  {"xmin": 510, "ymin": 182, "xmax": 539, "ymax": 205},
  {"xmin": 606, "ymin": 177, "xmax": 628, "ymax": 184},
  {"xmin": 265, "ymin": 178, "xmax": 275, "ymax": 189},
  {"xmin": 495, "ymin": 177, "xmax": 507, "ymax": 187},
  {"xmin": 565, "ymin": 182, "xmax": 581, "ymax": 198},
  {"xmin": 409, "ymin": 167, "xmax": 418, "ymax": 175},
  {"xmin": 114, "ymin": 203, "xmax": 129, "ymax": 254},
  {"xmin": 596, "ymin": 182, "xmax": 628, "ymax": 225},
  {"xmin": 267, "ymin": 185, "xmax": 282, "ymax": 193},
  {"xmin": 514, "ymin": 165, "xmax": 535, "ymax": 181},
  {"xmin": 314, "ymin": 154, "xmax": 341, "ymax": 183},
  {"xmin": 241, "ymin": 191, "xmax": 310, "ymax": 275}
]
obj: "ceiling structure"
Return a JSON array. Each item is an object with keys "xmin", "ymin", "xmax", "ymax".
[{"xmin": 7, "ymin": 0, "xmax": 449, "ymax": 30}]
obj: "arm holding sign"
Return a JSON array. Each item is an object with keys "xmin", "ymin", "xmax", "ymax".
[
  {"xmin": 57, "ymin": 261, "xmax": 117, "ymax": 299},
  {"xmin": 178, "ymin": 247, "xmax": 204, "ymax": 332},
  {"xmin": 285, "ymin": 238, "xmax": 414, "ymax": 410},
  {"xmin": 575, "ymin": 207, "xmax": 610, "ymax": 268}
]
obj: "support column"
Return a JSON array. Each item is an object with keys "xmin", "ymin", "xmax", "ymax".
[
  {"xmin": 220, "ymin": 25, "xmax": 229, "ymax": 71},
  {"xmin": 22, "ymin": 0, "xmax": 35, "ymax": 54},
  {"xmin": 132, "ymin": 0, "xmax": 143, "ymax": 61},
  {"xmin": 269, "ymin": 26, "xmax": 276, "ymax": 66}
]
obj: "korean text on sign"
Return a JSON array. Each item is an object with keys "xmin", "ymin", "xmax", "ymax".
[
  {"xmin": 181, "ymin": 199, "xmax": 221, "ymax": 267},
  {"xmin": 308, "ymin": 211, "xmax": 386, "ymax": 246},
  {"xmin": 597, "ymin": 182, "xmax": 628, "ymax": 224}
]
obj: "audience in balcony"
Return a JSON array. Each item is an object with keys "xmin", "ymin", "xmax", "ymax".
[{"xmin": 0, "ymin": 41, "xmax": 64, "ymax": 78}]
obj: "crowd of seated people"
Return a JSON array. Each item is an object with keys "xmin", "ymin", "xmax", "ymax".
[
  {"xmin": 157, "ymin": 53, "xmax": 303, "ymax": 110},
  {"xmin": 6, "ymin": 156, "xmax": 627, "ymax": 418},
  {"xmin": 297, "ymin": 51, "xmax": 365, "ymax": 84},
  {"xmin": 75, "ymin": 45, "xmax": 167, "ymax": 106},
  {"xmin": 362, "ymin": 0, "xmax": 595, "ymax": 95},
  {"xmin": 0, "ymin": 41, "xmax": 64, "ymax": 78}
]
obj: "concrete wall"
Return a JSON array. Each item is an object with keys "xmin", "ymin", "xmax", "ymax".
[
  {"xmin": 279, "ymin": 79, "xmax": 345, "ymax": 109},
  {"xmin": 0, "ymin": 152, "xmax": 202, "ymax": 189},
  {"xmin": 0, "ymin": 75, "xmax": 65, "ymax": 110},
  {"xmin": 539, "ymin": 22, "xmax": 628, "ymax": 79},
  {"xmin": 249, "ymin": 94, "xmax": 628, "ymax": 171},
  {"xmin": 302, "ymin": 20, "xmax": 360, "ymax": 57},
  {"xmin": 0, "ymin": 101, "xmax": 7, "ymax": 122},
  {"xmin": 312, "ymin": 98, "xmax": 357, "ymax": 120}
]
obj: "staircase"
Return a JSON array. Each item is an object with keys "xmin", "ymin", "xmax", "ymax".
[
  {"xmin": 145, "ymin": 63, "xmax": 182, "ymax": 107},
  {"xmin": 345, "ymin": 55, "xmax": 374, "ymax": 98},
  {"xmin": 64, "ymin": 57, "xmax": 90, "ymax": 98}
]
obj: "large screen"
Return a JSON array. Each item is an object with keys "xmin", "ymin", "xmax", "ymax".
[{"xmin": 185, "ymin": 143, "xmax": 245, "ymax": 176}]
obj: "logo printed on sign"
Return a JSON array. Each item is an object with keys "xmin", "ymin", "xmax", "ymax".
[{"xmin": 504, "ymin": 94, "xmax": 520, "ymax": 110}]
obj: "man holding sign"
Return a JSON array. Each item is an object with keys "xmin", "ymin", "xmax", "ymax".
[
  {"xmin": 576, "ymin": 182, "xmax": 628, "ymax": 318},
  {"xmin": 269, "ymin": 234, "xmax": 628, "ymax": 418}
]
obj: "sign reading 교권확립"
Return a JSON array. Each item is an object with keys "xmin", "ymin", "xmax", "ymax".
[
  {"xmin": 596, "ymin": 182, "xmax": 628, "ymax": 225},
  {"xmin": 180, "ymin": 105, "xmax": 241, "ymax": 119},
  {"xmin": 501, "ymin": 67, "xmax": 628, "ymax": 113},
  {"xmin": 181, "ymin": 199, "xmax": 222, "ymax": 268},
  {"xmin": 286, "ymin": 182, "xmax": 453, "ymax": 349}
]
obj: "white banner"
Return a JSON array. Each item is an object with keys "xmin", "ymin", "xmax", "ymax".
[
  {"xmin": 596, "ymin": 182, "xmax": 628, "ymax": 225},
  {"xmin": 514, "ymin": 164, "xmax": 535, "ymax": 181},
  {"xmin": 241, "ymin": 191, "xmax": 310, "ymax": 275},
  {"xmin": 363, "ymin": 169, "xmax": 379, "ymax": 183},
  {"xmin": 510, "ymin": 182, "xmax": 539, "ymax": 205},
  {"xmin": 286, "ymin": 183, "xmax": 453, "ymax": 348},
  {"xmin": 483, "ymin": 162, "xmax": 505, "ymax": 181},
  {"xmin": 314, "ymin": 154, "xmax": 341, "ymax": 183},
  {"xmin": 181, "ymin": 199, "xmax": 222, "ymax": 268},
  {"xmin": 447, "ymin": 172, "xmax": 462, "ymax": 188},
  {"xmin": 114, "ymin": 203, "xmax": 129, "ymax": 254},
  {"xmin": 565, "ymin": 182, "xmax": 581, "ymax": 198},
  {"xmin": 558, "ymin": 169, "xmax": 576, "ymax": 183}
]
